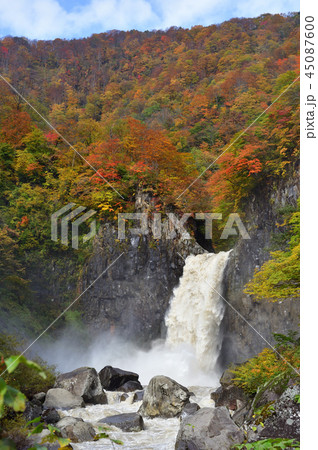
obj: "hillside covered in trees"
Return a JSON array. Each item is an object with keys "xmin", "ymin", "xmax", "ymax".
[{"xmin": 0, "ymin": 12, "xmax": 299, "ymax": 333}]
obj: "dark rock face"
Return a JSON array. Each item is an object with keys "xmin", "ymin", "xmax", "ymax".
[
  {"xmin": 219, "ymin": 368, "xmax": 236, "ymax": 387},
  {"xmin": 56, "ymin": 416, "xmax": 84, "ymax": 428},
  {"xmin": 32, "ymin": 392, "xmax": 46, "ymax": 403},
  {"xmin": 259, "ymin": 385, "xmax": 300, "ymax": 441},
  {"xmin": 81, "ymin": 223, "xmax": 204, "ymax": 344},
  {"xmin": 42, "ymin": 408, "xmax": 60, "ymax": 424},
  {"xmin": 132, "ymin": 391, "xmax": 144, "ymax": 403},
  {"xmin": 99, "ymin": 412, "xmax": 144, "ymax": 432},
  {"xmin": 220, "ymin": 176, "xmax": 300, "ymax": 366},
  {"xmin": 211, "ymin": 367, "xmax": 249, "ymax": 412},
  {"xmin": 43, "ymin": 388, "xmax": 85, "ymax": 410},
  {"xmin": 180, "ymin": 403, "xmax": 200, "ymax": 420},
  {"xmin": 23, "ymin": 400, "xmax": 43, "ymax": 422},
  {"xmin": 55, "ymin": 367, "xmax": 107, "ymax": 404},
  {"xmin": 175, "ymin": 407, "xmax": 245, "ymax": 450},
  {"xmin": 59, "ymin": 418, "xmax": 96, "ymax": 443},
  {"xmin": 254, "ymin": 388, "xmax": 280, "ymax": 410},
  {"xmin": 56, "ymin": 416, "xmax": 95, "ymax": 443},
  {"xmin": 232, "ymin": 404, "xmax": 250, "ymax": 427},
  {"xmin": 211, "ymin": 384, "xmax": 248, "ymax": 411},
  {"xmin": 116, "ymin": 380, "xmax": 143, "ymax": 392},
  {"xmin": 99, "ymin": 366, "xmax": 140, "ymax": 391},
  {"xmin": 139, "ymin": 375, "xmax": 190, "ymax": 418}
]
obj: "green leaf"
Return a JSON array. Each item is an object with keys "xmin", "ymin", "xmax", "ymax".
[
  {"xmin": 26, "ymin": 416, "xmax": 42, "ymax": 427},
  {"xmin": 0, "ymin": 377, "xmax": 7, "ymax": 392},
  {"xmin": 294, "ymin": 394, "xmax": 300, "ymax": 404},
  {"xmin": 98, "ymin": 425, "xmax": 111, "ymax": 432},
  {"xmin": 94, "ymin": 432, "xmax": 110, "ymax": 440},
  {"xmin": 27, "ymin": 423, "xmax": 44, "ymax": 436},
  {"xmin": 56, "ymin": 437, "xmax": 72, "ymax": 447},
  {"xmin": 4, "ymin": 384, "xmax": 26, "ymax": 412},
  {"xmin": 0, "ymin": 438, "xmax": 16, "ymax": 449},
  {"xmin": 47, "ymin": 424, "xmax": 59, "ymax": 433},
  {"xmin": 0, "ymin": 377, "xmax": 7, "ymax": 418},
  {"xmin": 5, "ymin": 355, "xmax": 47, "ymax": 379},
  {"xmin": 4, "ymin": 355, "xmax": 23, "ymax": 373},
  {"xmin": 111, "ymin": 438, "xmax": 124, "ymax": 445}
]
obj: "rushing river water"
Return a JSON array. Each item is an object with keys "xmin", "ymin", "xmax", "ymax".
[{"xmin": 62, "ymin": 387, "xmax": 215, "ymax": 450}]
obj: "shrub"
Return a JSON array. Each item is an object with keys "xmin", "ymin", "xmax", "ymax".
[
  {"xmin": 231, "ymin": 332, "xmax": 300, "ymax": 396},
  {"xmin": 0, "ymin": 334, "xmax": 56, "ymax": 399}
]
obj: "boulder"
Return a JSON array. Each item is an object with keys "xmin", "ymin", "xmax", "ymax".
[
  {"xmin": 42, "ymin": 408, "xmax": 60, "ymax": 424},
  {"xmin": 138, "ymin": 375, "xmax": 190, "ymax": 418},
  {"xmin": 116, "ymin": 380, "xmax": 143, "ymax": 392},
  {"xmin": 175, "ymin": 407, "xmax": 245, "ymax": 450},
  {"xmin": 99, "ymin": 366, "xmax": 140, "ymax": 391},
  {"xmin": 56, "ymin": 416, "xmax": 84, "ymax": 428},
  {"xmin": 211, "ymin": 384, "xmax": 248, "ymax": 411},
  {"xmin": 60, "ymin": 421, "xmax": 96, "ymax": 443},
  {"xmin": 180, "ymin": 403, "xmax": 200, "ymax": 420},
  {"xmin": 43, "ymin": 388, "xmax": 85, "ymax": 410},
  {"xmin": 99, "ymin": 413, "xmax": 144, "ymax": 432},
  {"xmin": 32, "ymin": 392, "xmax": 46, "ymax": 403},
  {"xmin": 132, "ymin": 391, "xmax": 144, "ymax": 403},
  {"xmin": 55, "ymin": 367, "xmax": 107, "ymax": 404},
  {"xmin": 56, "ymin": 416, "xmax": 96, "ymax": 442}
]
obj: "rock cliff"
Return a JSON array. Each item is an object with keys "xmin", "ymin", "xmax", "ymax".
[
  {"xmin": 80, "ymin": 221, "xmax": 204, "ymax": 344},
  {"xmin": 220, "ymin": 175, "xmax": 300, "ymax": 367}
]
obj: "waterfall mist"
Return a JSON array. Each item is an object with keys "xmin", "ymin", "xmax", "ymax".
[{"xmin": 35, "ymin": 251, "xmax": 231, "ymax": 387}]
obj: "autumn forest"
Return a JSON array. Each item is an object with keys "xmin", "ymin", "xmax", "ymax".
[{"xmin": 0, "ymin": 12, "xmax": 299, "ymax": 332}]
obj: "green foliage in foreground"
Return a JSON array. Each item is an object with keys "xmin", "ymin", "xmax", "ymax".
[
  {"xmin": 0, "ymin": 354, "xmax": 70, "ymax": 449},
  {"xmin": 26, "ymin": 417, "xmax": 71, "ymax": 449},
  {"xmin": 0, "ymin": 355, "xmax": 46, "ymax": 419},
  {"xmin": 0, "ymin": 354, "xmax": 47, "ymax": 448},
  {"xmin": 232, "ymin": 437, "xmax": 300, "ymax": 449},
  {"xmin": 0, "ymin": 347, "xmax": 124, "ymax": 449},
  {"xmin": 0, "ymin": 334, "xmax": 56, "ymax": 398},
  {"xmin": 244, "ymin": 207, "xmax": 299, "ymax": 301}
]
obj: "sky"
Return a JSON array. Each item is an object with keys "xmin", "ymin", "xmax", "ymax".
[{"xmin": 0, "ymin": 0, "xmax": 299, "ymax": 40}]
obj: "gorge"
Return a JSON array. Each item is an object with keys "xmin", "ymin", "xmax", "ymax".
[{"xmin": 33, "ymin": 174, "xmax": 299, "ymax": 390}]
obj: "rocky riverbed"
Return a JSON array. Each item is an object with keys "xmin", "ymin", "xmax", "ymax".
[{"xmin": 26, "ymin": 365, "xmax": 300, "ymax": 450}]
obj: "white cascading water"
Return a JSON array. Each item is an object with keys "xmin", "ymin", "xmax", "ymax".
[{"xmin": 165, "ymin": 251, "xmax": 231, "ymax": 373}]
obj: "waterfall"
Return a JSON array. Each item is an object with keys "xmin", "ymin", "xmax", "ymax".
[
  {"xmin": 165, "ymin": 251, "xmax": 231, "ymax": 373},
  {"xmin": 39, "ymin": 251, "xmax": 231, "ymax": 387}
]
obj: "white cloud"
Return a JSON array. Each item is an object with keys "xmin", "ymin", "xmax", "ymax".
[{"xmin": 0, "ymin": 0, "xmax": 299, "ymax": 40}]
